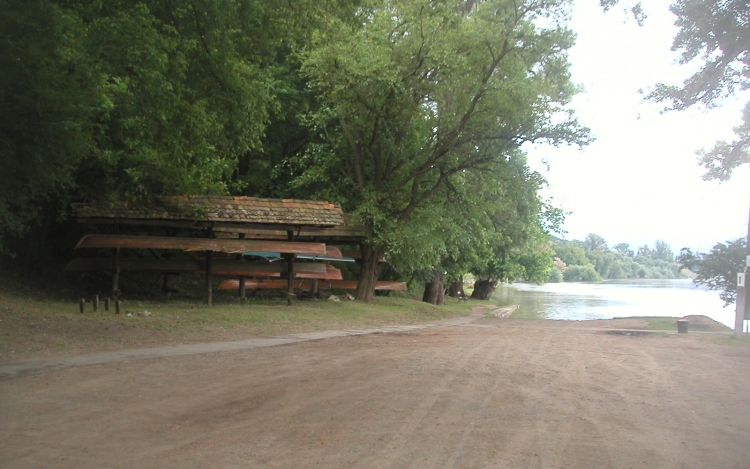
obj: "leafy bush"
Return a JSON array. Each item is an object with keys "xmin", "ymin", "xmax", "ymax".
[
  {"xmin": 562, "ymin": 265, "xmax": 601, "ymax": 282},
  {"xmin": 547, "ymin": 266, "xmax": 563, "ymax": 283}
]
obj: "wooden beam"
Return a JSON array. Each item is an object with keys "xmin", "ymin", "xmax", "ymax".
[
  {"xmin": 78, "ymin": 217, "xmax": 340, "ymax": 231},
  {"xmin": 205, "ymin": 250, "xmax": 213, "ymax": 306},
  {"xmin": 238, "ymin": 233, "xmax": 246, "ymax": 299},
  {"xmin": 63, "ymin": 258, "xmax": 326, "ymax": 276},
  {"xmin": 112, "ymin": 248, "xmax": 120, "ymax": 302},
  {"xmin": 65, "ymin": 258, "xmax": 203, "ymax": 273},
  {"xmin": 286, "ymin": 230, "xmax": 295, "ymax": 306},
  {"xmin": 294, "ymin": 265, "xmax": 342, "ymax": 280},
  {"xmin": 75, "ymin": 234, "xmax": 326, "ymax": 255},
  {"xmin": 218, "ymin": 279, "xmax": 406, "ymax": 291}
]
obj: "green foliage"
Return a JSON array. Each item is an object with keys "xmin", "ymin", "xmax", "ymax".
[
  {"xmin": 69, "ymin": 0, "xmax": 282, "ymax": 199},
  {"xmin": 613, "ymin": 243, "xmax": 634, "ymax": 257},
  {"xmin": 553, "ymin": 235, "xmax": 681, "ymax": 282},
  {"xmin": 644, "ymin": 0, "xmax": 750, "ymax": 181},
  {"xmin": 0, "ymin": 0, "xmax": 99, "ymax": 251},
  {"xmin": 1, "ymin": 0, "xmax": 583, "ymax": 302},
  {"xmin": 0, "ymin": 0, "xmax": 350, "ymax": 253},
  {"xmin": 297, "ymin": 0, "xmax": 590, "ymax": 271},
  {"xmin": 554, "ymin": 243, "xmax": 590, "ymax": 267},
  {"xmin": 562, "ymin": 264, "xmax": 601, "ymax": 282},
  {"xmin": 547, "ymin": 266, "xmax": 563, "ymax": 283},
  {"xmin": 677, "ymin": 238, "xmax": 745, "ymax": 306}
]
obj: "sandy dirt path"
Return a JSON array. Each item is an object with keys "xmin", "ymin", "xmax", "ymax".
[{"xmin": 2, "ymin": 317, "xmax": 750, "ymax": 469}]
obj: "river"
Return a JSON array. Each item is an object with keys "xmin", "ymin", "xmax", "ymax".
[{"xmin": 493, "ymin": 279, "xmax": 737, "ymax": 328}]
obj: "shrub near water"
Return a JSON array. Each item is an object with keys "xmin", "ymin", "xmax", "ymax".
[{"xmin": 562, "ymin": 265, "xmax": 601, "ymax": 282}]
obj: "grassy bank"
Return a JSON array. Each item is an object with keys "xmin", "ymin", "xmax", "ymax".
[{"xmin": 0, "ymin": 271, "xmax": 479, "ymax": 362}]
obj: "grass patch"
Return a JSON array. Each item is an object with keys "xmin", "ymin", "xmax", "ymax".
[
  {"xmin": 0, "ymin": 278, "xmax": 474, "ymax": 361},
  {"xmin": 614, "ymin": 316, "xmax": 731, "ymax": 332},
  {"xmin": 701, "ymin": 334, "xmax": 750, "ymax": 347}
]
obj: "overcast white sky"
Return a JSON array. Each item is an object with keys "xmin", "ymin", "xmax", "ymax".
[{"xmin": 526, "ymin": 0, "xmax": 750, "ymax": 253}]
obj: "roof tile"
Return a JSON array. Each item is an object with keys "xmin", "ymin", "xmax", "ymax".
[{"xmin": 77, "ymin": 195, "xmax": 344, "ymax": 227}]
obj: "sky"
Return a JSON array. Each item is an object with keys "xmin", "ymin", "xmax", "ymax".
[{"xmin": 526, "ymin": 0, "xmax": 750, "ymax": 253}]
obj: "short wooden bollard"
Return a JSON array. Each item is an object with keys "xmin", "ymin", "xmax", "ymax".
[
  {"xmin": 115, "ymin": 300, "xmax": 121, "ymax": 314},
  {"xmin": 104, "ymin": 298, "xmax": 110, "ymax": 312},
  {"xmin": 79, "ymin": 298, "xmax": 85, "ymax": 313},
  {"xmin": 93, "ymin": 295, "xmax": 99, "ymax": 312}
]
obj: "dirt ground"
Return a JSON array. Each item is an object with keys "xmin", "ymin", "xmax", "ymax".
[{"xmin": 2, "ymin": 315, "xmax": 750, "ymax": 469}]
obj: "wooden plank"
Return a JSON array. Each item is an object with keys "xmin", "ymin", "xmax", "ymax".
[
  {"xmin": 218, "ymin": 279, "xmax": 406, "ymax": 291},
  {"xmin": 295, "ymin": 265, "xmax": 342, "ymax": 280},
  {"xmin": 205, "ymin": 250, "xmax": 213, "ymax": 306},
  {"xmin": 286, "ymin": 230, "xmax": 295, "ymax": 306},
  {"xmin": 213, "ymin": 226, "xmax": 366, "ymax": 239},
  {"xmin": 64, "ymin": 258, "xmax": 325, "ymax": 275},
  {"xmin": 65, "ymin": 258, "xmax": 203, "ymax": 272},
  {"xmin": 78, "ymin": 218, "xmax": 337, "ymax": 231},
  {"xmin": 75, "ymin": 234, "xmax": 326, "ymax": 255}
]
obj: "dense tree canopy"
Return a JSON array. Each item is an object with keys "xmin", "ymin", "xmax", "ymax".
[
  {"xmin": 1, "ymin": 0, "xmax": 586, "ymax": 303},
  {"xmin": 0, "ymin": 0, "xmax": 354, "ymax": 252},
  {"xmin": 296, "ymin": 0, "xmax": 590, "ymax": 299}
]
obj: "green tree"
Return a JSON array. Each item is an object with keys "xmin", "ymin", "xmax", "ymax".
[
  {"xmin": 653, "ymin": 240, "xmax": 674, "ymax": 262},
  {"xmin": 554, "ymin": 242, "xmax": 590, "ymax": 267},
  {"xmin": 0, "ymin": 0, "xmax": 356, "ymax": 256},
  {"xmin": 607, "ymin": 0, "xmax": 750, "ymax": 306},
  {"xmin": 468, "ymin": 155, "xmax": 561, "ymax": 300},
  {"xmin": 613, "ymin": 242, "xmax": 634, "ymax": 257},
  {"xmin": 583, "ymin": 233, "xmax": 608, "ymax": 254},
  {"xmin": 644, "ymin": 0, "xmax": 750, "ymax": 180},
  {"xmin": 677, "ymin": 238, "xmax": 746, "ymax": 305},
  {"xmin": 0, "ymin": 0, "xmax": 101, "ymax": 253},
  {"xmin": 562, "ymin": 264, "xmax": 601, "ymax": 282},
  {"xmin": 298, "ymin": 0, "xmax": 591, "ymax": 300}
]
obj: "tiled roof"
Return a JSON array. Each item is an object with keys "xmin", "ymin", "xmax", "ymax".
[{"xmin": 76, "ymin": 196, "xmax": 344, "ymax": 227}]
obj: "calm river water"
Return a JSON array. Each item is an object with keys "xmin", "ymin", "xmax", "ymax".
[{"xmin": 493, "ymin": 279, "xmax": 736, "ymax": 328}]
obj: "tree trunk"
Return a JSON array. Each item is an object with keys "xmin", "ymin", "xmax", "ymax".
[
  {"xmin": 422, "ymin": 274, "xmax": 445, "ymax": 305},
  {"xmin": 447, "ymin": 278, "xmax": 464, "ymax": 297},
  {"xmin": 355, "ymin": 243, "xmax": 382, "ymax": 302},
  {"xmin": 471, "ymin": 278, "xmax": 498, "ymax": 300}
]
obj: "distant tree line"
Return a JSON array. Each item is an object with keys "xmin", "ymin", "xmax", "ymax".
[{"xmin": 548, "ymin": 234, "xmax": 683, "ymax": 283}]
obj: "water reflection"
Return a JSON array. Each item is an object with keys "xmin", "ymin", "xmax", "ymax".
[{"xmin": 494, "ymin": 279, "xmax": 736, "ymax": 327}]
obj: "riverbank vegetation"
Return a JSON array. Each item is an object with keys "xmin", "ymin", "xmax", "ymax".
[
  {"xmin": 548, "ymin": 234, "xmax": 684, "ymax": 283},
  {"xmin": 0, "ymin": 265, "xmax": 477, "ymax": 362},
  {"xmin": 1, "ymin": 0, "xmax": 589, "ymax": 304},
  {"xmin": 677, "ymin": 238, "xmax": 746, "ymax": 306}
]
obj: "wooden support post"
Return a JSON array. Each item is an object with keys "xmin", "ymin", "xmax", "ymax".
[
  {"xmin": 105, "ymin": 297, "xmax": 110, "ymax": 312},
  {"xmin": 79, "ymin": 298, "xmax": 85, "ymax": 313},
  {"xmin": 93, "ymin": 295, "xmax": 99, "ymax": 312},
  {"xmin": 112, "ymin": 248, "xmax": 120, "ymax": 302},
  {"xmin": 287, "ymin": 230, "xmax": 295, "ymax": 306},
  {"xmin": 238, "ymin": 233, "xmax": 246, "ymax": 299},
  {"xmin": 205, "ymin": 224, "xmax": 214, "ymax": 306},
  {"xmin": 162, "ymin": 273, "xmax": 171, "ymax": 297},
  {"xmin": 311, "ymin": 236, "xmax": 319, "ymax": 297},
  {"xmin": 115, "ymin": 300, "xmax": 121, "ymax": 314},
  {"xmin": 205, "ymin": 250, "xmax": 213, "ymax": 306}
]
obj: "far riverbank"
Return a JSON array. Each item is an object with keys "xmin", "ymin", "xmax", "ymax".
[{"xmin": 494, "ymin": 279, "xmax": 737, "ymax": 328}]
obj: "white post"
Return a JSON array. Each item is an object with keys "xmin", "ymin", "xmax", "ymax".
[{"xmin": 735, "ymin": 276, "xmax": 746, "ymax": 337}]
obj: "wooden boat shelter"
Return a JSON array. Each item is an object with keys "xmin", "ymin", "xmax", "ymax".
[{"xmin": 68, "ymin": 196, "xmax": 404, "ymax": 306}]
